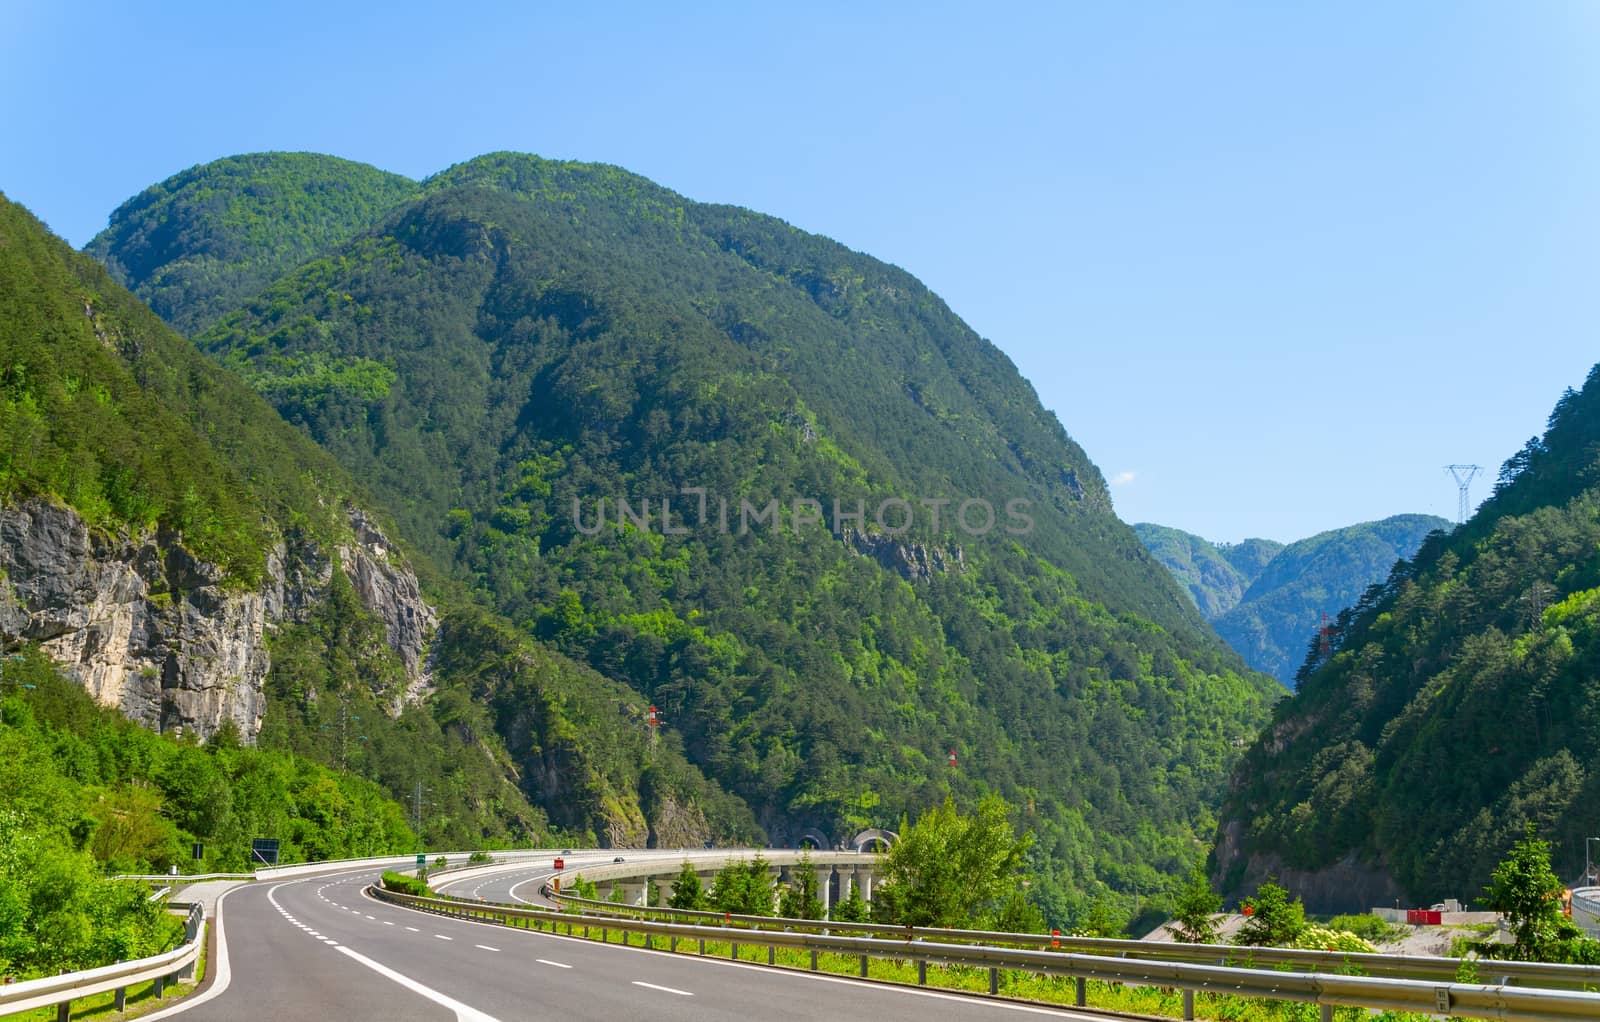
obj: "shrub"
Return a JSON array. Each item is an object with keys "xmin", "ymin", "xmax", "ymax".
[
  {"xmin": 380, "ymin": 871, "xmax": 432, "ymax": 897},
  {"xmin": 1294, "ymin": 925, "xmax": 1377, "ymax": 953}
]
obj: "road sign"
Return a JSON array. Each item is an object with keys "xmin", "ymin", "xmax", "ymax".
[
  {"xmin": 192, "ymin": 842, "xmax": 204, "ymax": 861},
  {"xmin": 251, "ymin": 838, "xmax": 279, "ymax": 867},
  {"xmin": 416, "ymin": 853, "xmax": 427, "ymax": 870}
]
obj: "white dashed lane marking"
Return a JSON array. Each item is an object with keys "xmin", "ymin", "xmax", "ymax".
[
  {"xmin": 633, "ymin": 981, "xmax": 693, "ymax": 996},
  {"xmin": 536, "ymin": 959, "xmax": 571, "ymax": 969},
  {"xmin": 475, "ymin": 944, "xmax": 499, "ymax": 952},
  {"xmin": 434, "ymin": 934, "xmax": 453, "ymax": 941},
  {"xmin": 405, "ymin": 926, "xmax": 419, "ymax": 932}
]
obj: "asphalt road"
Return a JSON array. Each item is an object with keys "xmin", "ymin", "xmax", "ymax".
[{"xmin": 152, "ymin": 861, "xmax": 1107, "ymax": 1022}]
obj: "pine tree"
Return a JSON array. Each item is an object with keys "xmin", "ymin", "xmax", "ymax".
[
  {"xmin": 1170, "ymin": 865, "xmax": 1223, "ymax": 943},
  {"xmin": 667, "ymin": 860, "xmax": 706, "ymax": 910}
]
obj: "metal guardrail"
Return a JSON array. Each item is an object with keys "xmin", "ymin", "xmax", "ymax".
[
  {"xmin": 0, "ymin": 903, "xmax": 204, "ymax": 1018},
  {"xmin": 373, "ymin": 885, "xmax": 1600, "ymax": 1022},
  {"xmin": 117, "ymin": 872, "xmax": 255, "ymax": 883},
  {"xmin": 547, "ymin": 891, "xmax": 1600, "ymax": 991},
  {"xmin": 1572, "ymin": 887, "xmax": 1600, "ymax": 938}
]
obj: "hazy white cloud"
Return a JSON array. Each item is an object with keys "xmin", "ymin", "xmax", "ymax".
[{"xmin": 1110, "ymin": 471, "xmax": 1137, "ymax": 487}]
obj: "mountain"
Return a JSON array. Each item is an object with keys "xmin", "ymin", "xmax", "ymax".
[
  {"xmin": 1, "ymin": 191, "xmax": 754, "ymax": 852},
  {"xmin": 84, "ymin": 153, "xmax": 416, "ymax": 335},
  {"xmin": 88, "ymin": 151, "xmax": 1281, "ymax": 924},
  {"xmin": 1214, "ymin": 367, "xmax": 1600, "ymax": 911},
  {"xmin": 1137, "ymin": 516, "xmax": 1447, "ymax": 686},
  {"xmin": 1132, "ymin": 524, "xmax": 1278, "ymax": 618},
  {"xmin": 1219, "ymin": 538, "xmax": 1286, "ymax": 583},
  {"xmin": 1214, "ymin": 515, "xmax": 1449, "ymax": 685}
]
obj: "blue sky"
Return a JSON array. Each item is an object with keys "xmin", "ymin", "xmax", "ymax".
[{"xmin": 4, "ymin": 1, "xmax": 1597, "ymax": 543}]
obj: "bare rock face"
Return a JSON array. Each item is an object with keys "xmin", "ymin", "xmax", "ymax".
[
  {"xmin": 0, "ymin": 497, "xmax": 435, "ymax": 741},
  {"xmin": 338, "ymin": 507, "xmax": 437, "ymax": 698},
  {"xmin": 647, "ymin": 792, "xmax": 712, "ymax": 849},
  {"xmin": 1213, "ymin": 818, "xmax": 1404, "ymax": 915},
  {"xmin": 845, "ymin": 529, "xmax": 965, "ymax": 582}
]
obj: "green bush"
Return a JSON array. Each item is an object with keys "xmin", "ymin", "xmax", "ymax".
[
  {"xmin": 1294, "ymin": 925, "xmax": 1377, "ymax": 953},
  {"xmin": 1326, "ymin": 913, "xmax": 1405, "ymax": 944},
  {"xmin": 380, "ymin": 871, "xmax": 432, "ymax": 897}
]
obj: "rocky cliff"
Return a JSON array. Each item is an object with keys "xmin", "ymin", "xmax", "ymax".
[{"xmin": 0, "ymin": 496, "xmax": 434, "ymax": 739}]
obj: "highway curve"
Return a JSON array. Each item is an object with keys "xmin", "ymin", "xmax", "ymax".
[{"xmin": 152, "ymin": 859, "xmax": 1106, "ymax": 1022}]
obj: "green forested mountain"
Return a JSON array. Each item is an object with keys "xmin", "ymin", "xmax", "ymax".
[
  {"xmin": 1, "ymin": 192, "xmax": 753, "ymax": 854},
  {"xmin": 1133, "ymin": 524, "xmax": 1276, "ymax": 618},
  {"xmin": 1138, "ymin": 516, "xmax": 1447, "ymax": 686},
  {"xmin": 1215, "ymin": 515, "xmax": 1449, "ymax": 685},
  {"xmin": 1215, "ymin": 368, "xmax": 1600, "ymax": 909},
  {"xmin": 84, "ymin": 153, "xmax": 416, "ymax": 335},
  {"xmin": 1220, "ymin": 538, "xmax": 1287, "ymax": 583},
  {"xmin": 89, "ymin": 151, "xmax": 1280, "ymax": 926}
]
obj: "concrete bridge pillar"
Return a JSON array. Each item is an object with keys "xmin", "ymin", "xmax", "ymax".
[
  {"xmin": 855, "ymin": 867, "xmax": 872, "ymax": 903},
  {"xmin": 817, "ymin": 868, "xmax": 833, "ymax": 913},
  {"xmin": 838, "ymin": 868, "xmax": 853, "ymax": 903}
]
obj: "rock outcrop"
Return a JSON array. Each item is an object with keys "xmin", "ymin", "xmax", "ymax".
[
  {"xmin": 1213, "ymin": 818, "xmax": 1404, "ymax": 915},
  {"xmin": 845, "ymin": 529, "xmax": 965, "ymax": 582},
  {"xmin": 338, "ymin": 507, "xmax": 437, "ymax": 696},
  {"xmin": 0, "ymin": 497, "xmax": 434, "ymax": 741}
]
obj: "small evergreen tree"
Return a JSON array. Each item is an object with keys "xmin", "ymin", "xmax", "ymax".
[
  {"xmin": 1170, "ymin": 865, "xmax": 1223, "ymax": 943},
  {"xmin": 667, "ymin": 860, "xmax": 706, "ymax": 910},
  {"xmin": 777, "ymin": 852, "xmax": 825, "ymax": 919},
  {"xmin": 1235, "ymin": 878, "xmax": 1306, "ymax": 947},
  {"xmin": 710, "ymin": 855, "xmax": 776, "ymax": 915},
  {"xmin": 831, "ymin": 885, "xmax": 869, "ymax": 923}
]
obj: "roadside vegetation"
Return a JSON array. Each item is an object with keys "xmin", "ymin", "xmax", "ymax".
[{"xmin": 0, "ymin": 649, "xmax": 415, "ymax": 981}]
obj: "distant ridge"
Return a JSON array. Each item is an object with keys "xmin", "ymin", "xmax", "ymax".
[{"xmin": 1137, "ymin": 515, "xmax": 1449, "ymax": 685}]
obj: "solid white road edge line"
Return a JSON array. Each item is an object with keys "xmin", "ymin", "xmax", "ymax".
[
  {"xmin": 333, "ymin": 945, "xmax": 502, "ymax": 1022},
  {"xmin": 136, "ymin": 882, "xmax": 242, "ymax": 1021},
  {"xmin": 632, "ymin": 980, "xmax": 693, "ymax": 996}
]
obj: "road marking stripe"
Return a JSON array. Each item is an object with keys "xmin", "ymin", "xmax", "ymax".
[
  {"xmin": 632, "ymin": 981, "xmax": 693, "ymax": 996},
  {"xmin": 434, "ymin": 933, "xmax": 453, "ymax": 940},
  {"xmin": 405, "ymin": 926, "xmax": 419, "ymax": 932},
  {"xmin": 384, "ymin": 920, "xmax": 395, "ymax": 925},
  {"xmin": 475, "ymin": 944, "xmax": 499, "ymax": 952},
  {"xmin": 536, "ymin": 959, "xmax": 571, "ymax": 969},
  {"xmin": 334, "ymin": 945, "xmax": 502, "ymax": 1022},
  {"xmin": 366, "ymin": 914, "xmax": 377, "ymax": 919}
]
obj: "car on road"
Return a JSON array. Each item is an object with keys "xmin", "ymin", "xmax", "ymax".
[{"xmin": 613, "ymin": 856, "xmax": 625, "ymax": 863}]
